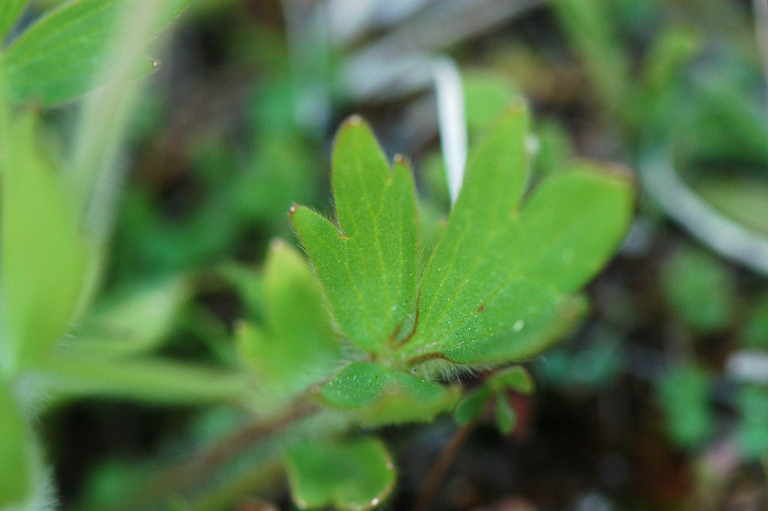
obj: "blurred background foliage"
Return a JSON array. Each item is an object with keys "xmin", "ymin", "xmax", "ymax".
[{"xmin": 5, "ymin": 0, "xmax": 768, "ymax": 509}]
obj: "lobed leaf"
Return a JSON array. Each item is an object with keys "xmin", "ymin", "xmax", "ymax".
[
  {"xmin": 291, "ymin": 117, "xmax": 419, "ymax": 353},
  {"xmin": 235, "ymin": 240, "xmax": 340, "ymax": 403},
  {"xmin": 403, "ymin": 106, "xmax": 631, "ymax": 365},
  {"xmin": 285, "ymin": 436, "xmax": 395, "ymax": 511}
]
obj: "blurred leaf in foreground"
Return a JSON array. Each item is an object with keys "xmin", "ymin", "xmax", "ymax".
[
  {"xmin": 236, "ymin": 240, "xmax": 340, "ymax": 407},
  {"xmin": 2, "ymin": 113, "xmax": 90, "ymax": 369},
  {"xmin": 2, "ymin": 0, "xmax": 191, "ymax": 106}
]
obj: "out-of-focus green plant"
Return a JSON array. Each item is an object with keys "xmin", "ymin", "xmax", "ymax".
[
  {"xmin": 661, "ymin": 246, "xmax": 735, "ymax": 333},
  {"xmin": 0, "ymin": 1, "xmax": 253, "ymax": 508},
  {"xmin": 742, "ymin": 294, "xmax": 768, "ymax": 349},
  {"xmin": 658, "ymin": 362, "xmax": 712, "ymax": 449},
  {"xmin": 1, "ymin": 0, "xmax": 190, "ymax": 107}
]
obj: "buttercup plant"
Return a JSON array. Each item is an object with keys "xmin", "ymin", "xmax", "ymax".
[{"xmin": 234, "ymin": 96, "xmax": 633, "ymax": 508}]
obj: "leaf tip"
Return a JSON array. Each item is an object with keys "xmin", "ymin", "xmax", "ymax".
[
  {"xmin": 344, "ymin": 114, "xmax": 365, "ymax": 127},
  {"xmin": 393, "ymin": 153, "xmax": 409, "ymax": 166}
]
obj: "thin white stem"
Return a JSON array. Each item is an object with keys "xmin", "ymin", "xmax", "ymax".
[
  {"xmin": 640, "ymin": 152, "xmax": 768, "ymax": 275},
  {"xmin": 432, "ymin": 57, "xmax": 467, "ymax": 204},
  {"xmin": 728, "ymin": 350, "xmax": 768, "ymax": 384}
]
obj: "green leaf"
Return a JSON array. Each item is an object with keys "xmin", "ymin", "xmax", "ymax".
[
  {"xmin": 321, "ymin": 362, "xmax": 459, "ymax": 426},
  {"xmin": 439, "ymin": 292, "xmax": 588, "ymax": 366},
  {"xmin": 406, "ymin": 104, "xmax": 531, "ymax": 360},
  {"xmin": 291, "ymin": 117, "xmax": 419, "ymax": 353},
  {"xmin": 0, "ymin": 0, "xmax": 27, "ymax": 40},
  {"xmin": 495, "ymin": 394, "xmax": 516, "ymax": 435},
  {"xmin": 33, "ymin": 355, "xmax": 248, "ymax": 404},
  {"xmin": 235, "ymin": 240, "xmax": 340, "ymax": 404},
  {"xmin": 488, "ymin": 366, "xmax": 534, "ymax": 395},
  {"xmin": 285, "ymin": 436, "xmax": 395, "ymax": 511},
  {"xmin": 66, "ymin": 276, "xmax": 190, "ymax": 359},
  {"xmin": 534, "ymin": 120, "xmax": 573, "ymax": 179},
  {"xmin": 320, "ymin": 362, "xmax": 388, "ymax": 409},
  {"xmin": 657, "ymin": 363, "xmax": 711, "ymax": 448},
  {"xmin": 517, "ymin": 163, "xmax": 633, "ymax": 292},
  {"xmin": 661, "ymin": 246, "xmax": 734, "ymax": 333},
  {"xmin": 0, "ymin": 381, "xmax": 31, "ymax": 507},
  {"xmin": 2, "ymin": 113, "xmax": 90, "ymax": 370},
  {"xmin": 404, "ymin": 107, "xmax": 629, "ymax": 365},
  {"xmin": 742, "ymin": 294, "xmax": 768, "ymax": 349},
  {"xmin": 463, "ymin": 72, "xmax": 518, "ymax": 135},
  {"xmin": 737, "ymin": 385, "xmax": 768, "ymax": 459},
  {"xmin": 2, "ymin": 0, "xmax": 190, "ymax": 106},
  {"xmin": 552, "ymin": 0, "xmax": 628, "ymax": 113},
  {"xmin": 453, "ymin": 387, "xmax": 491, "ymax": 425}
]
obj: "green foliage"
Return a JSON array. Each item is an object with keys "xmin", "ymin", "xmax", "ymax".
[
  {"xmin": 658, "ymin": 363, "xmax": 712, "ymax": 448},
  {"xmin": 36, "ymin": 355, "xmax": 248, "ymax": 404},
  {"xmin": 495, "ymin": 394, "xmax": 516, "ymax": 435},
  {"xmin": 285, "ymin": 437, "xmax": 396, "ymax": 511},
  {"xmin": 488, "ymin": 366, "xmax": 535, "ymax": 395},
  {"xmin": 2, "ymin": 0, "xmax": 190, "ymax": 106},
  {"xmin": 642, "ymin": 28, "xmax": 699, "ymax": 97},
  {"xmin": 236, "ymin": 240, "xmax": 340, "ymax": 405},
  {"xmin": 534, "ymin": 121, "xmax": 573, "ymax": 179},
  {"xmin": 536, "ymin": 332, "xmax": 623, "ymax": 389},
  {"xmin": 1, "ymin": 113, "xmax": 90, "ymax": 371},
  {"xmin": 742, "ymin": 294, "xmax": 768, "ymax": 349},
  {"xmin": 454, "ymin": 387, "xmax": 491, "ymax": 426},
  {"xmin": 661, "ymin": 246, "xmax": 734, "ymax": 333},
  {"xmin": 552, "ymin": 0, "xmax": 628, "ymax": 113},
  {"xmin": 0, "ymin": 0, "xmax": 27, "ymax": 40},
  {"xmin": 67, "ymin": 276, "xmax": 190, "ymax": 359},
  {"xmin": 320, "ymin": 362, "xmax": 459, "ymax": 426},
  {"xmin": 0, "ymin": 381, "xmax": 31, "ymax": 507},
  {"xmin": 695, "ymin": 177, "xmax": 768, "ymax": 236},
  {"xmin": 737, "ymin": 385, "xmax": 768, "ymax": 458},
  {"xmin": 402, "ymin": 121, "xmax": 631, "ymax": 366},
  {"xmin": 291, "ymin": 117, "xmax": 419, "ymax": 353},
  {"xmin": 463, "ymin": 72, "xmax": 518, "ymax": 135},
  {"xmin": 453, "ymin": 367, "xmax": 531, "ymax": 433},
  {"xmin": 294, "ymin": 103, "xmax": 631, "ymax": 379}
]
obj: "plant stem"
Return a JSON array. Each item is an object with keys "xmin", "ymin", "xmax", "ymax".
[
  {"xmin": 414, "ymin": 421, "xmax": 476, "ymax": 511},
  {"xmin": 144, "ymin": 399, "xmax": 318, "ymax": 502}
]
